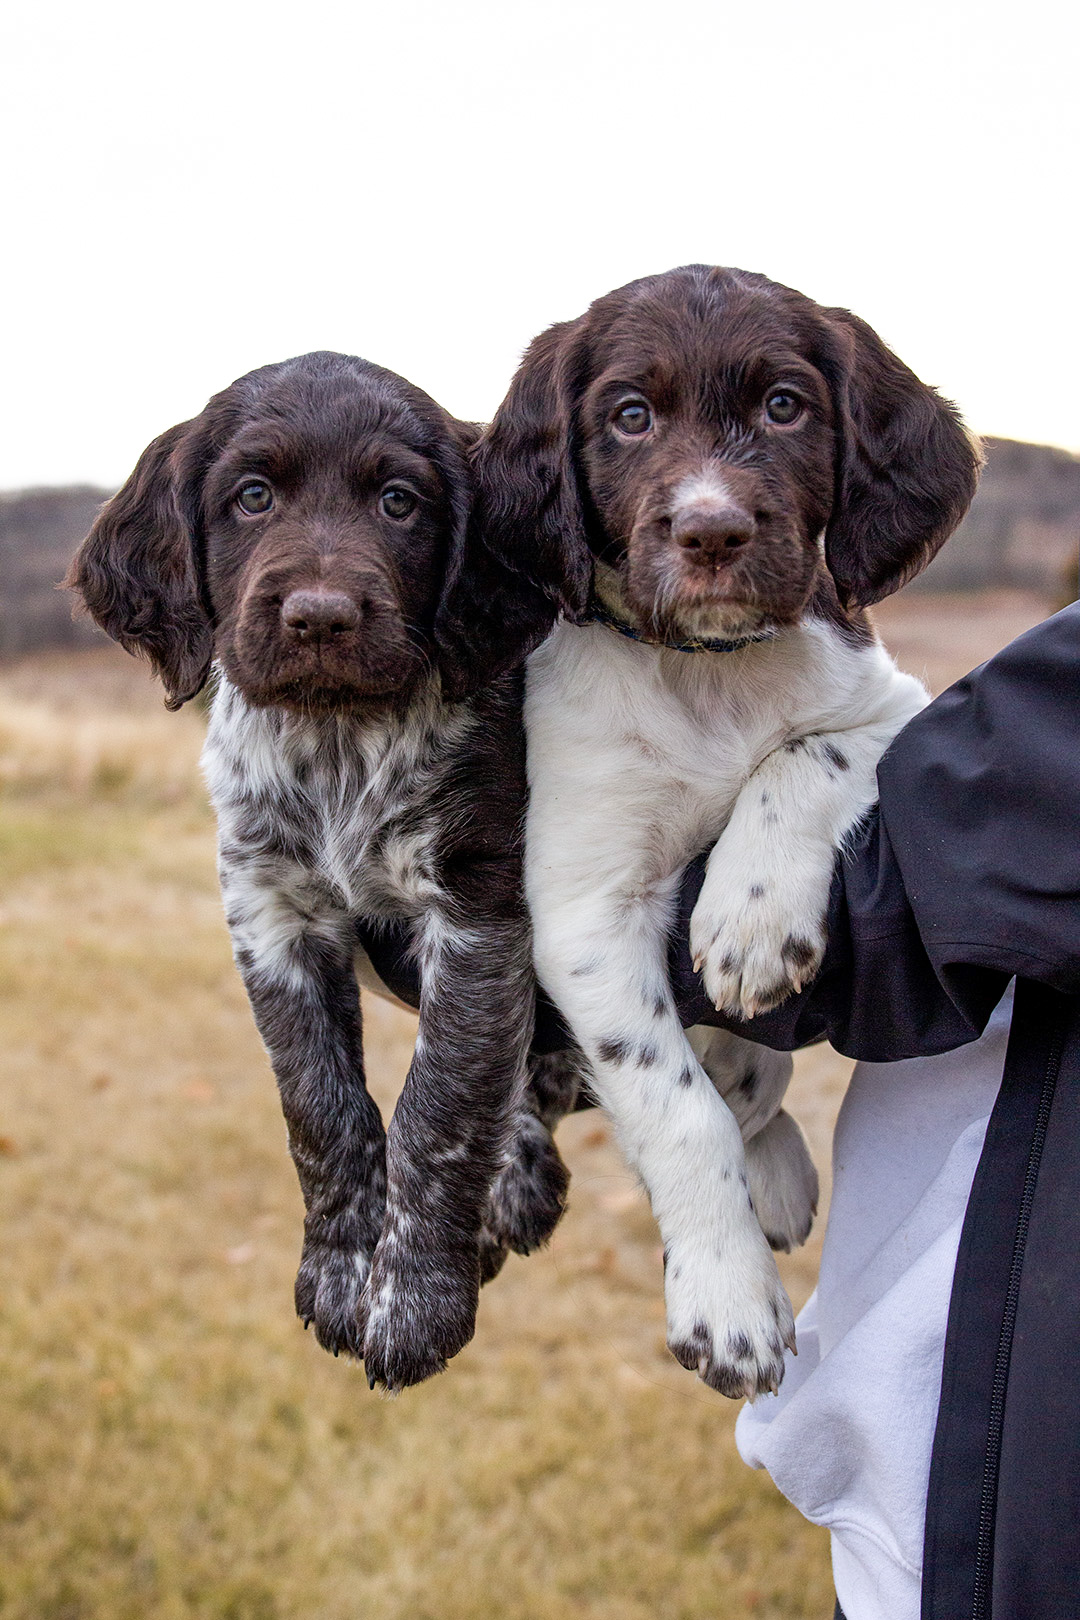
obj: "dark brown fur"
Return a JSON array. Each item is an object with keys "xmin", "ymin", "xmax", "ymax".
[{"xmin": 67, "ymin": 353, "xmax": 573, "ymax": 1392}]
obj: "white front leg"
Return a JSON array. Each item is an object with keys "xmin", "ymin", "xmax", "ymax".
[
  {"xmin": 531, "ymin": 888, "xmax": 795, "ymax": 1398},
  {"xmin": 691, "ymin": 717, "xmax": 912, "ymax": 1017}
]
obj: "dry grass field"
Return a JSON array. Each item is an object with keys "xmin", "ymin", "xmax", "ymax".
[{"xmin": 0, "ymin": 591, "xmax": 1055, "ymax": 1620}]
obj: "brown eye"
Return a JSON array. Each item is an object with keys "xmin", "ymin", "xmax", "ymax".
[
  {"xmin": 614, "ymin": 401, "xmax": 653, "ymax": 437},
  {"xmin": 380, "ymin": 487, "xmax": 417, "ymax": 519},
  {"xmin": 765, "ymin": 391, "xmax": 802, "ymax": 425},
  {"xmin": 237, "ymin": 481, "xmax": 273, "ymax": 514}
]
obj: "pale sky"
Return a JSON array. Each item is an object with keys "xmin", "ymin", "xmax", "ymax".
[{"xmin": 3, "ymin": 0, "xmax": 1078, "ymax": 490}]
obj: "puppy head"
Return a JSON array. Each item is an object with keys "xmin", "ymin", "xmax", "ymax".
[
  {"xmin": 437, "ymin": 265, "xmax": 980, "ymax": 687},
  {"xmin": 577, "ymin": 267, "xmax": 844, "ymax": 641},
  {"xmin": 69, "ymin": 353, "xmax": 475, "ymax": 711}
]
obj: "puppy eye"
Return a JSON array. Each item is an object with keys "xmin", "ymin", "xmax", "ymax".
[
  {"xmin": 613, "ymin": 401, "xmax": 653, "ymax": 437},
  {"xmin": 237, "ymin": 481, "xmax": 273, "ymax": 514},
  {"xmin": 380, "ymin": 487, "xmax": 417, "ymax": 520},
  {"xmin": 765, "ymin": 391, "xmax": 802, "ymax": 425}
]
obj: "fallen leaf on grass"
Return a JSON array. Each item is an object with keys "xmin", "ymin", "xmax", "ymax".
[
  {"xmin": 181, "ymin": 1078, "xmax": 215, "ymax": 1102},
  {"xmin": 598, "ymin": 1187, "xmax": 641, "ymax": 1213}
]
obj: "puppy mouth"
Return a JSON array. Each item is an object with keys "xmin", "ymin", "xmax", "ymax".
[
  {"xmin": 660, "ymin": 600, "xmax": 772, "ymax": 642},
  {"xmin": 228, "ymin": 641, "xmax": 427, "ymax": 708},
  {"xmin": 238, "ymin": 674, "xmax": 412, "ymax": 713},
  {"xmin": 620, "ymin": 544, "xmax": 773, "ymax": 642},
  {"xmin": 668, "ymin": 600, "xmax": 771, "ymax": 641}
]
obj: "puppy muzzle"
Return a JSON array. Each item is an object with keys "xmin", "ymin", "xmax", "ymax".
[{"xmin": 224, "ymin": 569, "xmax": 425, "ymax": 708}]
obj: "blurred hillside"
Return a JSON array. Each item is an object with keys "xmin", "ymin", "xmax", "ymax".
[
  {"xmin": 912, "ymin": 436, "xmax": 1080, "ymax": 594},
  {"xmin": 0, "ymin": 434, "xmax": 1077, "ymax": 658},
  {"xmin": 0, "ymin": 486, "xmax": 110, "ymax": 655}
]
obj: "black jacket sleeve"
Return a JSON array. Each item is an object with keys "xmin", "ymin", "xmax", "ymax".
[{"xmin": 671, "ymin": 602, "xmax": 1080, "ymax": 1062}]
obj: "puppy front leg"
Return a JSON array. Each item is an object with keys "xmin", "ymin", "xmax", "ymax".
[
  {"xmin": 534, "ymin": 897, "xmax": 795, "ymax": 1399},
  {"xmin": 361, "ymin": 906, "xmax": 535, "ymax": 1391},
  {"xmin": 223, "ymin": 869, "xmax": 384, "ymax": 1357},
  {"xmin": 691, "ymin": 719, "xmax": 906, "ymax": 1017}
]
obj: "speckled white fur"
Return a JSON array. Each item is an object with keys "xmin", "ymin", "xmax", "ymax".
[{"xmin": 524, "ymin": 612, "xmax": 926, "ymax": 1394}]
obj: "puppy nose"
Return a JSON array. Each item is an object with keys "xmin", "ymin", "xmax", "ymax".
[
  {"xmin": 673, "ymin": 504, "xmax": 756, "ymax": 561},
  {"xmin": 280, "ymin": 589, "xmax": 360, "ymax": 642}
]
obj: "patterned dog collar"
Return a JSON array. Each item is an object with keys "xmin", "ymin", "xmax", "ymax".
[{"xmin": 587, "ymin": 599, "xmax": 777, "ymax": 655}]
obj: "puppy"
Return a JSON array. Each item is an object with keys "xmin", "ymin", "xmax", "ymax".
[
  {"xmin": 68, "ymin": 351, "xmax": 570, "ymax": 1391},
  {"xmin": 436, "ymin": 266, "xmax": 980, "ymax": 1397}
]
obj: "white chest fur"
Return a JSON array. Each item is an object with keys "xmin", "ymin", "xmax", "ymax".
[{"xmin": 525, "ymin": 617, "xmax": 923, "ymax": 894}]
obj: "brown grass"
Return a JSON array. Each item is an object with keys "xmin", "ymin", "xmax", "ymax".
[{"xmin": 0, "ymin": 593, "xmax": 1052, "ymax": 1620}]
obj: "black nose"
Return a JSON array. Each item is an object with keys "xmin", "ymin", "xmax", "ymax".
[
  {"xmin": 672, "ymin": 503, "xmax": 756, "ymax": 562},
  {"xmin": 280, "ymin": 589, "xmax": 360, "ymax": 643}
]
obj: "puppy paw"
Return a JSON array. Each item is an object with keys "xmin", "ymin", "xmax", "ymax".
[
  {"xmin": 476, "ymin": 1226, "xmax": 511, "ymax": 1285},
  {"xmin": 690, "ymin": 872, "xmax": 828, "ymax": 1018},
  {"xmin": 294, "ymin": 1233, "xmax": 371, "ymax": 1359},
  {"xmin": 483, "ymin": 1111, "xmax": 570, "ymax": 1263},
  {"xmin": 361, "ymin": 1246, "xmax": 480, "ymax": 1393},
  {"xmin": 744, "ymin": 1109, "xmax": 819, "ymax": 1253},
  {"xmin": 664, "ymin": 1239, "xmax": 795, "ymax": 1399}
]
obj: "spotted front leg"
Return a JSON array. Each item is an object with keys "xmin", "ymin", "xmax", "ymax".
[
  {"xmin": 222, "ymin": 865, "xmax": 386, "ymax": 1359},
  {"xmin": 361, "ymin": 906, "xmax": 535, "ymax": 1392},
  {"xmin": 532, "ymin": 889, "xmax": 795, "ymax": 1399}
]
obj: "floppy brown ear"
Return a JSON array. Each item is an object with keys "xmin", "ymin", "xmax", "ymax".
[
  {"xmin": 822, "ymin": 309, "xmax": 982, "ymax": 607},
  {"xmin": 434, "ymin": 318, "xmax": 594, "ymax": 699},
  {"xmin": 66, "ymin": 421, "xmax": 214, "ymax": 709}
]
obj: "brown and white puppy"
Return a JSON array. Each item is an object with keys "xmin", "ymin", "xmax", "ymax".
[
  {"xmin": 436, "ymin": 266, "xmax": 980, "ymax": 1398},
  {"xmin": 68, "ymin": 351, "xmax": 571, "ymax": 1391}
]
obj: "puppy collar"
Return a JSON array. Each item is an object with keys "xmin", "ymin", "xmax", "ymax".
[{"xmin": 587, "ymin": 598, "xmax": 777, "ymax": 655}]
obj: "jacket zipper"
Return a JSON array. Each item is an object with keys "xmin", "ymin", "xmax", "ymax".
[{"xmin": 970, "ymin": 1026, "xmax": 1064, "ymax": 1619}]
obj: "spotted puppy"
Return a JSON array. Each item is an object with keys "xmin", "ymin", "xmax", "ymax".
[
  {"xmin": 68, "ymin": 351, "xmax": 570, "ymax": 1391},
  {"xmin": 436, "ymin": 266, "xmax": 980, "ymax": 1397}
]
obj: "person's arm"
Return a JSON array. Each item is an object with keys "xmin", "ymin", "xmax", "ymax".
[
  {"xmin": 674, "ymin": 602, "xmax": 1080, "ymax": 1061},
  {"xmin": 670, "ymin": 816, "xmax": 1008, "ymax": 1060}
]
